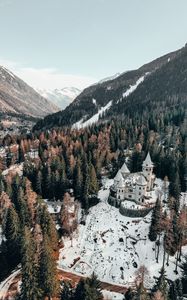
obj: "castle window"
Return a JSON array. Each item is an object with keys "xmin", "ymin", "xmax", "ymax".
[
  {"xmin": 118, "ymin": 195, "xmax": 120, "ymax": 199},
  {"xmin": 128, "ymin": 195, "xmax": 132, "ymax": 198},
  {"xmin": 139, "ymin": 187, "xmax": 141, "ymax": 190},
  {"xmin": 139, "ymin": 192, "xmax": 141, "ymax": 195}
]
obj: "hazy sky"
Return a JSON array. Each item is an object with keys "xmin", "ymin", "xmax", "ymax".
[{"xmin": 0, "ymin": 0, "xmax": 187, "ymax": 89}]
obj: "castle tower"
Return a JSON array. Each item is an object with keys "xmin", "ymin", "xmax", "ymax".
[
  {"xmin": 116, "ymin": 177, "xmax": 126, "ymax": 202},
  {"xmin": 135, "ymin": 175, "xmax": 147, "ymax": 203},
  {"xmin": 120, "ymin": 162, "xmax": 130, "ymax": 178},
  {"xmin": 114, "ymin": 170, "xmax": 123, "ymax": 186},
  {"xmin": 142, "ymin": 152, "xmax": 154, "ymax": 191}
]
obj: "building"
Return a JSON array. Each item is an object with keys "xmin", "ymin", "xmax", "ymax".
[{"xmin": 108, "ymin": 153, "xmax": 156, "ymax": 217}]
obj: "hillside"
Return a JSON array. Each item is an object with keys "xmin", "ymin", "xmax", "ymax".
[
  {"xmin": 0, "ymin": 66, "xmax": 59, "ymax": 118},
  {"xmin": 59, "ymin": 178, "xmax": 187, "ymax": 287},
  {"xmin": 33, "ymin": 45, "xmax": 186, "ymax": 130}
]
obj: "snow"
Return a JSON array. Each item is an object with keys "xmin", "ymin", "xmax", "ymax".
[
  {"xmin": 36, "ymin": 87, "xmax": 81, "ymax": 110},
  {"xmin": 58, "ymin": 178, "xmax": 187, "ymax": 288},
  {"xmin": 102, "ymin": 290, "xmax": 124, "ymax": 299},
  {"xmin": 92, "ymin": 98, "xmax": 97, "ymax": 105},
  {"xmin": 72, "ymin": 100, "xmax": 113, "ymax": 129},
  {"xmin": 0, "ymin": 66, "xmax": 15, "ymax": 79},
  {"xmin": 122, "ymin": 75, "xmax": 146, "ymax": 98},
  {"xmin": 72, "ymin": 118, "xmax": 84, "ymax": 129},
  {"xmin": 98, "ymin": 73, "xmax": 121, "ymax": 84},
  {"xmin": 44, "ymin": 200, "xmax": 62, "ymax": 214}
]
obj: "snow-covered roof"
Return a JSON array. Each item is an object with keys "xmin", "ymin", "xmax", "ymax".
[
  {"xmin": 120, "ymin": 162, "xmax": 130, "ymax": 175},
  {"xmin": 136, "ymin": 174, "xmax": 147, "ymax": 186},
  {"xmin": 143, "ymin": 152, "xmax": 154, "ymax": 167},
  {"xmin": 114, "ymin": 170, "xmax": 123, "ymax": 183},
  {"xmin": 117, "ymin": 177, "xmax": 125, "ymax": 188}
]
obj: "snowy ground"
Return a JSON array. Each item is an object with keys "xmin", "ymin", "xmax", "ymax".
[
  {"xmin": 58, "ymin": 178, "xmax": 187, "ymax": 289},
  {"xmin": 102, "ymin": 290, "xmax": 124, "ymax": 300}
]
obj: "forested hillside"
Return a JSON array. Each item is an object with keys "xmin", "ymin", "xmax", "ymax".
[{"xmin": 33, "ymin": 45, "xmax": 185, "ymax": 130}]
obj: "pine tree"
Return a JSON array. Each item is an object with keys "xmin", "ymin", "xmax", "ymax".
[
  {"xmin": 35, "ymin": 170, "xmax": 42, "ymax": 196},
  {"xmin": 89, "ymin": 163, "xmax": 99, "ymax": 195},
  {"xmin": 39, "ymin": 235, "xmax": 59, "ymax": 299},
  {"xmin": 152, "ymin": 268, "xmax": 169, "ymax": 300},
  {"xmin": 148, "ymin": 198, "xmax": 162, "ymax": 242},
  {"xmin": 11, "ymin": 174, "xmax": 20, "ymax": 212},
  {"xmin": 39, "ymin": 205, "xmax": 58, "ymax": 251},
  {"xmin": 74, "ymin": 273, "xmax": 103, "ymax": 300},
  {"xmin": 60, "ymin": 281, "xmax": 73, "ymax": 300},
  {"xmin": 20, "ymin": 226, "xmax": 41, "ymax": 300},
  {"xmin": 74, "ymin": 158, "xmax": 83, "ymax": 199},
  {"xmin": 169, "ymin": 172, "xmax": 181, "ymax": 213},
  {"xmin": 4, "ymin": 205, "xmax": 21, "ymax": 267},
  {"xmin": 17, "ymin": 187, "xmax": 31, "ymax": 227}
]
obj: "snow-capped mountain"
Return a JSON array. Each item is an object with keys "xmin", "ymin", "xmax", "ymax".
[
  {"xmin": 0, "ymin": 66, "xmax": 59, "ymax": 118},
  {"xmin": 37, "ymin": 87, "xmax": 81, "ymax": 110}
]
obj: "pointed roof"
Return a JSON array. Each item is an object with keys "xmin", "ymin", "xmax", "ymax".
[
  {"xmin": 114, "ymin": 170, "xmax": 123, "ymax": 182},
  {"xmin": 136, "ymin": 174, "xmax": 147, "ymax": 186},
  {"xmin": 120, "ymin": 162, "xmax": 130, "ymax": 174},
  {"xmin": 117, "ymin": 177, "xmax": 125, "ymax": 188},
  {"xmin": 143, "ymin": 152, "xmax": 154, "ymax": 167}
]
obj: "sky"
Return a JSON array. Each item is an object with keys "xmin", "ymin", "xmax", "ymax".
[{"xmin": 0, "ymin": 0, "xmax": 187, "ymax": 90}]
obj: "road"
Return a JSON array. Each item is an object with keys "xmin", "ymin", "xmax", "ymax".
[{"xmin": 0, "ymin": 268, "xmax": 127, "ymax": 299}]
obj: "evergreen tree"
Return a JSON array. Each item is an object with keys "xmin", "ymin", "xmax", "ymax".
[
  {"xmin": 74, "ymin": 158, "xmax": 83, "ymax": 199},
  {"xmin": 89, "ymin": 163, "xmax": 99, "ymax": 195},
  {"xmin": 60, "ymin": 281, "xmax": 74, "ymax": 300},
  {"xmin": 35, "ymin": 170, "xmax": 42, "ymax": 196},
  {"xmin": 39, "ymin": 235, "xmax": 59, "ymax": 299},
  {"xmin": 148, "ymin": 199, "xmax": 162, "ymax": 241},
  {"xmin": 152, "ymin": 268, "xmax": 169, "ymax": 300},
  {"xmin": 74, "ymin": 273, "xmax": 103, "ymax": 300},
  {"xmin": 39, "ymin": 205, "xmax": 58, "ymax": 251},
  {"xmin": 20, "ymin": 226, "xmax": 41, "ymax": 300},
  {"xmin": 4, "ymin": 206, "xmax": 21, "ymax": 267}
]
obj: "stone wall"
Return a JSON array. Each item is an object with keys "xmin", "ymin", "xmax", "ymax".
[
  {"xmin": 108, "ymin": 195, "xmax": 153, "ymax": 217},
  {"xmin": 119, "ymin": 205, "xmax": 153, "ymax": 218}
]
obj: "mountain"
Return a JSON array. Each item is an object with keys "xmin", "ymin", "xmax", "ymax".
[
  {"xmin": 37, "ymin": 87, "xmax": 81, "ymax": 110},
  {"xmin": 34, "ymin": 44, "xmax": 187, "ymax": 130},
  {"xmin": 0, "ymin": 66, "xmax": 59, "ymax": 118}
]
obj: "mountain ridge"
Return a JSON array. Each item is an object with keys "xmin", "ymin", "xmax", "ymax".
[
  {"xmin": 33, "ymin": 44, "xmax": 186, "ymax": 130},
  {"xmin": 0, "ymin": 66, "xmax": 59, "ymax": 118},
  {"xmin": 36, "ymin": 87, "xmax": 81, "ymax": 110}
]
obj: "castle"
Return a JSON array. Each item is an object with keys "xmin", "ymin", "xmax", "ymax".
[{"xmin": 108, "ymin": 153, "xmax": 157, "ymax": 217}]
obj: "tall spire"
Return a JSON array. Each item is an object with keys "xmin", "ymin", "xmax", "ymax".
[
  {"xmin": 142, "ymin": 152, "xmax": 154, "ymax": 167},
  {"xmin": 120, "ymin": 162, "xmax": 130, "ymax": 175}
]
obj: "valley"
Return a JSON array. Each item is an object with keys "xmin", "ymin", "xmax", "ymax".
[{"xmin": 0, "ymin": 40, "xmax": 186, "ymax": 300}]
